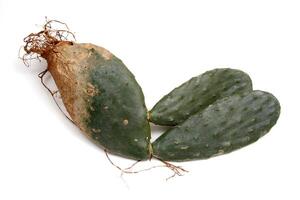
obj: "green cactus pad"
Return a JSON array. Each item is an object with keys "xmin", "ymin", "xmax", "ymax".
[
  {"xmin": 83, "ymin": 48, "xmax": 151, "ymax": 160},
  {"xmin": 150, "ymin": 68, "xmax": 253, "ymax": 126},
  {"xmin": 152, "ymin": 90, "xmax": 280, "ymax": 161}
]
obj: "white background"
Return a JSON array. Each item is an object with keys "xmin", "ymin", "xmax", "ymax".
[{"xmin": 0, "ymin": 0, "xmax": 299, "ymax": 199}]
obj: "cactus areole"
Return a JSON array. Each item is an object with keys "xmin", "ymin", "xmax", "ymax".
[{"xmin": 24, "ymin": 20, "xmax": 280, "ymax": 164}]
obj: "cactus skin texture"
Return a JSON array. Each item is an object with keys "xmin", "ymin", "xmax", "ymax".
[
  {"xmin": 152, "ymin": 90, "xmax": 280, "ymax": 162},
  {"xmin": 149, "ymin": 68, "xmax": 253, "ymax": 126},
  {"xmin": 47, "ymin": 43, "xmax": 151, "ymax": 160},
  {"xmin": 86, "ymin": 50, "xmax": 151, "ymax": 160}
]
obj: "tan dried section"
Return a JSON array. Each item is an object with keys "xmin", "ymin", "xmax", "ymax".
[
  {"xmin": 81, "ymin": 43, "xmax": 113, "ymax": 60},
  {"xmin": 45, "ymin": 42, "xmax": 113, "ymax": 136}
]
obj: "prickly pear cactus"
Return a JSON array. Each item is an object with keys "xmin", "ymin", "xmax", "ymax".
[
  {"xmin": 47, "ymin": 43, "xmax": 151, "ymax": 160},
  {"xmin": 24, "ymin": 21, "xmax": 281, "ymax": 163},
  {"xmin": 152, "ymin": 90, "xmax": 280, "ymax": 161},
  {"xmin": 150, "ymin": 68, "xmax": 253, "ymax": 126}
]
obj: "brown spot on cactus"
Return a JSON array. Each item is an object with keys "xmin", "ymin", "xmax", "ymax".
[
  {"xmin": 92, "ymin": 128, "xmax": 101, "ymax": 133},
  {"xmin": 86, "ymin": 83, "xmax": 99, "ymax": 96},
  {"xmin": 123, "ymin": 119, "xmax": 129, "ymax": 126}
]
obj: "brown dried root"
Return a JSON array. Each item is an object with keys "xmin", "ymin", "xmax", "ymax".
[
  {"xmin": 153, "ymin": 156, "xmax": 188, "ymax": 180},
  {"xmin": 105, "ymin": 150, "xmax": 188, "ymax": 180},
  {"xmin": 38, "ymin": 69, "xmax": 74, "ymax": 124},
  {"xmin": 22, "ymin": 18, "xmax": 75, "ymax": 66},
  {"xmin": 21, "ymin": 18, "xmax": 75, "ymax": 123}
]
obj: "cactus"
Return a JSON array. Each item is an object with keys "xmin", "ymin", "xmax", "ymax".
[
  {"xmin": 152, "ymin": 90, "xmax": 280, "ymax": 161},
  {"xmin": 45, "ymin": 43, "xmax": 151, "ymax": 160},
  {"xmin": 149, "ymin": 68, "xmax": 253, "ymax": 126},
  {"xmin": 24, "ymin": 20, "xmax": 281, "ymax": 163}
]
